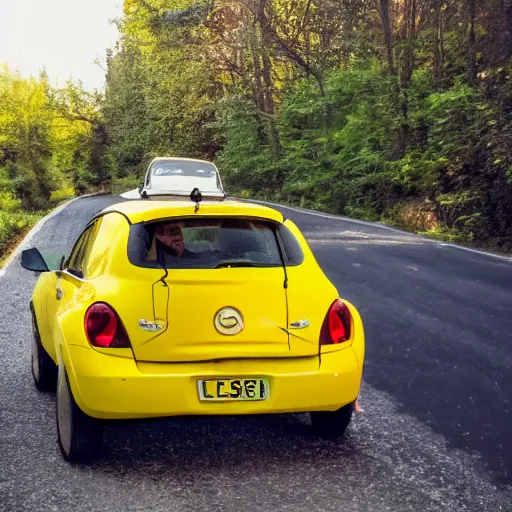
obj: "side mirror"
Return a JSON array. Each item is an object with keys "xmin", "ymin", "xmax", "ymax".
[{"xmin": 20, "ymin": 248, "xmax": 50, "ymax": 272}]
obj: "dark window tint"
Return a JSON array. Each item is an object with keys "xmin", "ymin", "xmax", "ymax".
[
  {"xmin": 277, "ymin": 224, "xmax": 304, "ymax": 266},
  {"xmin": 128, "ymin": 217, "xmax": 303, "ymax": 269}
]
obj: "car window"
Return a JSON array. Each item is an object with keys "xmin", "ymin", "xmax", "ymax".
[
  {"xmin": 148, "ymin": 160, "xmax": 221, "ymax": 193},
  {"xmin": 127, "ymin": 217, "xmax": 303, "ymax": 269},
  {"xmin": 150, "ymin": 161, "xmax": 218, "ymax": 177},
  {"xmin": 66, "ymin": 220, "xmax": 101, "ymax": 277},
  {"xmin": 277, "ymin": 224, "xmax": 304, "ymax": 266}
]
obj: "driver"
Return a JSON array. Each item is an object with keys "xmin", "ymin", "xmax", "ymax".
[{"xmin": 147, "ymin": 222, "xmax": 195, "ymax": 260}]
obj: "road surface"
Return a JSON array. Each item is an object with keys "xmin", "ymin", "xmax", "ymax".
[{"xmin": 0, "ymin": 195, "xmax": 511, "ymax": 511}]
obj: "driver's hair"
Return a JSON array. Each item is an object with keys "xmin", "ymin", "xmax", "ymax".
[{"xmin": 155, "ymin": 223, "xmax": 182, "ymax": 237}]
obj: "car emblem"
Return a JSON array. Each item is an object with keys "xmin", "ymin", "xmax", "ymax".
[
  {"xmin": 290, "ymin": 319, "xmax": 310, "ymax": 329},
  {"xmin": 138, "ymin": 319, "xmax": 165, "ymax": 332},
  {"xmin": 214, "ymin": 307, "xmax": 244, "ymax": 336}
]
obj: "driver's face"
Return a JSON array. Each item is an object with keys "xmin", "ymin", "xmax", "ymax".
[{"xmin": 155, "ymin": 224, "xmax": 185, "ymax": 257}]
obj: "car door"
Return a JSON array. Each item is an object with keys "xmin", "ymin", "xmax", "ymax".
[{"xmin": 44, "ymin": 220, "xmax": 101, "ymax": 356}]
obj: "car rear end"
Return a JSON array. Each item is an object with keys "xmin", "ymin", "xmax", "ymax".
[
  {"xmin": 62, "ymin": 203, "xmax": 364, "ymax": 421},
  {"xmin": 142, "ymin": 158, "xmax": 226, "ymax": 198}
]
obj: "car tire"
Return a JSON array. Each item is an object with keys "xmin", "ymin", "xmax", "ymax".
[
  {"xmin": 31, "ymin": 308, "xmax": 57, "ymax": 392},
  {"xmin": 56, "ymin": 367, "xmax": 103, "ymax": 463},
  {"xmin": 310, "ymin": 402, "xmax": 354, "ymax": 440}
]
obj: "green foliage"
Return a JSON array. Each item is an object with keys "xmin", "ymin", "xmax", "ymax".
[
  {"xmin": 418, "ymin": 228, "xmax": 472, "ymax": 245},
  {"xmin": 214, "ymin": 96, "xmax": 277, "ymax": 192},
  {"xmin": 0, "ymin": 210, "xmax": 41, "ymax": 258},
  {"xmin": 0, "ymin": 67, "xmax": 106, "ymax": 206},
  {"xmin": 0, "ymin": 67, "xmax": 104, "ymax": 259},
  {"xmin": 110, "ymin": 176, "xmax": 142, "ymax": 195},
  {"xmin": 50, "ymin": 188, "xmax": 76, "ymax": 206},
  {"xmin": 0, "ymin": 192, "xmax": 21, "ymax": 212},
  {"xmin": 102, "ymin": 2, "xmax": 220, "ymax": 184},
  {"xmin": 102, "ymin": 0, "xmax": 512, "ymax": 252}
]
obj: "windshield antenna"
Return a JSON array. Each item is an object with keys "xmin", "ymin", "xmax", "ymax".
[
  {"xmin": 156, "ymin": 240, "xmax": 169, "ymax": 283},
  {"xmin": 190, "ymin": 188, "xmax": 202, "ymax": 213}
]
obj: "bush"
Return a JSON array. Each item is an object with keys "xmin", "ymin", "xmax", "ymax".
[
  {"xmin": 110, "ymin": 176, "xmax": 142, "ymax": 195},
  {"xmin": 50, "ymin": 188, "xmax": 76, "ymax": 206},
  {"xmin": 0, "ymin": 193, "xmax": 22, "ymax": 212},
  {"xmin": 0, "ymin": 211, "xmax": 41, "ymax": 258}
]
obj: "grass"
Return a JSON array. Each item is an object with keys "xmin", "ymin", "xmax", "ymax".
[{"xmin": 0, "ymin": 211, "xmax": 43, "ymax": 265}]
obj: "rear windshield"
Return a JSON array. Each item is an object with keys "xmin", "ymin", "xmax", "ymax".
[
  {"xmin": 149, "ymin": 161, "xmax": 221, "ymax": 193},
  {"xmin": 128, "ymin": 217, "xmax": 304, "ymax": 269},
  {"xmin": 151, "ymin": 160, "xmax": 218, "ymax": 178}
]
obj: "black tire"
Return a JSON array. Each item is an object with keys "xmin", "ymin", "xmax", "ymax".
[
  {"xmin": 31, "ymin": 307, "xmax": 57, "ymax": 392},
  {"xmin": 310, "ymin": 402, "xmax": 354, "ymax": 440},
  {"xmin": 56, "ymin": 367, "xmax": 103, "ymax": 463}
]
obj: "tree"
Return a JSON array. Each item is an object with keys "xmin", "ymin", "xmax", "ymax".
[{"xmin": 101, "ymin": 0, "xmax": 512, "ymax": 249}]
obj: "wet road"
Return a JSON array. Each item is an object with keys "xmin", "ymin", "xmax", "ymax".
[{"xmin": 0, "ymin": 195, "xmax": 511, "ymax": 511}]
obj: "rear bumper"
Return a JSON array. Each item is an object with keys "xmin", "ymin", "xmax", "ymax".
[{"xmin": 63, "ymin": 344, "xmax": 363, "ymax": 420}]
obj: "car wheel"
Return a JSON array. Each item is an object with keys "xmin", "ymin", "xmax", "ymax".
[
  {"xmin": 56, "ymin": 367, "xmax": 103, "ymax": 463},
  {"xmin": 31, "ymin": 310, "xmax": 57, "ymax": 392},
  {"xmin": 310, "ymin": 402, "xmax": 354, "ymax": 440}
]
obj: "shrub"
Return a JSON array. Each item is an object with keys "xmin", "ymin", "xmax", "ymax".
[{"xmin": 0, "ymin": 211, "xmax": 41, "ymax": 258}]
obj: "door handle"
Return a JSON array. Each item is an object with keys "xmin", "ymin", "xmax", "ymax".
[{"xmin": 56, "ymin": 288, "xmax": 63, "ymax": 300}]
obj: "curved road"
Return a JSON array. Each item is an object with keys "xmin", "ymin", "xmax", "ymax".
[{"xmin": 0, "ymin": 195, "xmax": 511, "ymax": 511}]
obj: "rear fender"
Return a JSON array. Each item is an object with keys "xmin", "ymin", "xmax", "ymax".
[
  {"xmin": 282, "ymin": 219, "xmax": 340, "ymax": 351},
  {"xmin": 55, "ymin": 297, "xmax": 135, "ymax": 362}
]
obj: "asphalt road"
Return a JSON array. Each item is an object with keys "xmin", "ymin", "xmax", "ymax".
[{"xmin": 1, "ymin": 195, "xmax": 511, "ymax": 512}]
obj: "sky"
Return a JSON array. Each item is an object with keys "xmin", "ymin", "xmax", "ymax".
[{"xmin": 0, "ymin": 0, "xmax": 122, "ymax": 91}]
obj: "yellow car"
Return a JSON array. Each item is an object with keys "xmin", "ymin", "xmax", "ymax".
[{"xmin": 21, "ymin": 197, "xmax": 365, "ymax": 463}]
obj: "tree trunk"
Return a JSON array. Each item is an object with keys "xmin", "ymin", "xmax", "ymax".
[
  {"xmin": 403, "ymin": 0, "xmax": 416, "ymax": 84},
  {"xmin": 256, "ymin": 0, "xmax": 280, "ymax": 156},
  {"xmin": 260, "ymin": 37, "xmax": 280, "ymax": 156},
  {"xmin": 302, "ymin": 0, "xmax": 312, "ymax": 75},
  {"xmin": 379, "ymin": 0, "xmax": 395, "ymax": 75},
  {"xmin": 433, "ymin": 1, "xmax": 445, "ymax": 89},
  {"xmin": 397, "ymin": 0, "xmax": 417, "ymax": 157},
  {"xmin": 467, "ymin": 0, "xmax": 477, "ymax": 84},
  {"xmin": 249, "ymin": 0, "xmax": 325, "ymax": 95},
  {"xmin": 248, "ymin": 17, "xmax": 266, "ymax": 114}
]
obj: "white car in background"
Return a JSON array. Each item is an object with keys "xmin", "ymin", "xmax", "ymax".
[{"xmin": 137, "ymin": 157, "xmax": 226, "ymax": 200}]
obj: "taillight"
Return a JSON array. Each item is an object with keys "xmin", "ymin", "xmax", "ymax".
[
  {"xmin": 320, "ymin": 299, "xmax": 352, "ymax": 345},
  {"xmin": 84, "ymin": 302, "xmax": 130, "ymax": 348}
]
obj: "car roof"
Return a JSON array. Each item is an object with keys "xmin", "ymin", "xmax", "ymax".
[
  {"xmin": 148, "ymin": 157, "xmax": 218, "ymax": 168},
  {"xmin": 101, "ymin": 199, "xmax": 284, "ymax": 224}
]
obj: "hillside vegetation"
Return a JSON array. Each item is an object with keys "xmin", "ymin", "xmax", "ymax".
[
  {"xmin": 2, "ymin": 1, "xmax": 512, "ymax": 256},
  {"xmin": 0, "ymin": 67, "xmax": 108, "ymax": 257},
  {"xmin": 102, "ymin": 0, "xmax": 512, "ymax": 250}
]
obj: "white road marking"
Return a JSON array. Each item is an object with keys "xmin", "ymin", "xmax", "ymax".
[
  {"xmin": 437, "ymin": 243, "xmax": 512, "ymax": 262},
  {"xmin": 120, "ymin": 188, "xmax": 141, "ymax": 199}
]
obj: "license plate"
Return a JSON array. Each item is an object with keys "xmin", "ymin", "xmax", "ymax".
[{"xmin": 197, "ymin": 378, "xmax": 269, "ymax": 401}]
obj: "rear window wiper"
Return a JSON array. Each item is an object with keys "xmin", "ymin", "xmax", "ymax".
[{"xmin": 214, "ymin": 259, "xmax": 261, "ymax": 269}]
